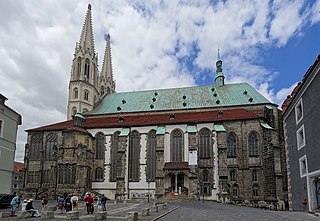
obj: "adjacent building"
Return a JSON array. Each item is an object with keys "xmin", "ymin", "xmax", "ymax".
[
  {"xmin": 23, "ymin": 4, "xmax": 287, "ymax": 208},
  {"xmin": 0, "ymin": 94, "xmax": 22, "ymax": 194},
  {"xmin": 282, "ymin": 54, "xmax": 320, "ymax": 211},
  {"xmin": 12, "ymin": 162, "xmax": 24, "ymax": 195}
]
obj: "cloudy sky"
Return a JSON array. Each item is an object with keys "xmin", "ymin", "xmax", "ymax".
[{"xmin": 0, "ymin": 0, "xmax": 319, "ymax": 162}]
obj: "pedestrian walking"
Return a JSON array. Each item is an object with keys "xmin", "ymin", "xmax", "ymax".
[
  {"xmin": 65, "ymin": 194, "xmax": 72, "ymax": 212},
  {"xmin": 84, "ymin": 192, "xmax": 94, "ymax": 214},
  {"xmin": 57, "ymin": 196, "xmax": 65, "ymax": 214},
  {"xmin": 101, "ymin": 194, "xmax": 107, "ymax": 211},
  {"xmin": 10, "ymin": 195, "xmax": 20, "ymax": 217}
]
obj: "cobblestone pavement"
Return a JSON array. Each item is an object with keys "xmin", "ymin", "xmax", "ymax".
[
  {"xmin": 157, "ymin": 201, "xmax": 320, "ymax": 221},
  {"xmin": 1, "ymin": 200, "xmax": 319, "ymax": 220}
]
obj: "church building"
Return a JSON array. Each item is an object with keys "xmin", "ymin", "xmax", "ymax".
[{"xmin": 23, "ymin": 4, "xmax": 287, "ymax": 206}]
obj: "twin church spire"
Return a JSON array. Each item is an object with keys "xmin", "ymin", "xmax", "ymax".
[{"xmin": 67, "ymin": 4, "xmax": 115, "ymax": 120}]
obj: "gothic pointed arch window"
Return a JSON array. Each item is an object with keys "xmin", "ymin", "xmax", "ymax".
[
  {"xmin": 252, "ymin": 170, "xmax": 258, "ymax": 182},
  {"xmin": 232, "ymin": 184, "xmax": 239, "ymax": 197},
  {"xmin": 30, "ymin": 133, "xmax": 42, "ymax": 160},
  {"xmin": 84, "ymin": 58, "xmax": 90, "ymax": 81},
  {"xmin": 252, "ymin": 184, "xmax": 259, "ymax": 197},
  {"xmin": 230, "ymin": 170, "xmax": 237, "ymax": 182},
  {"xmin": 227, "ymin": 132, "xmax": 237, "ymax": 157},
  {"xmin": 128, "ymin": 130, "xmax": 141, "ymax": 181},
  {"xmin": 84, "ymin": 90, "xmax": 89, "ymax": 101},
  {"xmin": 77, "ymin": 57, "xmax": 81, "ymax": 79},
  {"xmin": 95, "ymin": 132, "xmax": 105, "ymax": 159},
  {"xmin": 73, "ymin": 88, "xmax": 78, "ymax": 99},
  {"xmin": 199, "ymin": 128, "xmax": 212, "ymax": 158},
  {"xmin": 171, "ymin": 129, "xmax": 184, "ymax": 162},
  {"xmin": 44, "ymin": 133, "xmax": 57, "ymax": 160},
  {"xmin": 95, "ymin": 167, "xmax": 103, "ymax": 180},
  {"xmin": 146, "ymin": 130, "xmax": 156, "ymax": 181},
  {"xmin": 248, "ymin": 131, "xmax": 259, "ymax": 156},
  {"xmin": 110, "ymin": 131, "xmax": 120, "ymax": 181}
]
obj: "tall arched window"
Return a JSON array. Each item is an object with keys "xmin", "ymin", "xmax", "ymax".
[
  {"xmin": 232, "ymin": 184, "xmax": 239, "ymax": 197},
  {"xmin": 203, "ymin": 170, "xmax": 209, "ymax": 182},
  {"xmin": 110, "ymin": 131, "xmax": 120, "ymax": 181},
  {"xmin": 95, "ymin": 167, "xmax": 103, "ymax": 180},
  {"xmin": 100, "ymin": 86, "xmax": 105, "ymax": 96},
  {"xmin": 248, "ymin": 131, "xmax": 259, "ymax": 156},
  {"xmin": 95, "ymin": 132, "xmax": 105, "ymax": 159},
  {"xmin": 84, "ymin": 90, "xmax": 89, "ymax": 101},
  {"xmin": 72, "ymin": 107, "xmax": 77, "ymax": 116},
  {"xmin": 252, "ymin": 170, "xmax": 257, "ymax": 181},
  {"xmin": 171, "ymin": 129, "xmax": 184, "ymax": 162},
  {"xmin": 84, "ymin": 58, "xmax": 90, "ymax": 80},
  {"xmin": 230, "ymin": 170, "xmax": 237, "ymax": 182},
  {"xmin": 44, "ymin": 133, "xmax": 57, "ymax": 160},
  {"xmin": 129, "ymin": 130, "xmax": 140, "ymax": 181},
  {"xmin": 146, "ymin": 130, "xmax": 156, "ymax": 181},
  {"xmin": 199, "ymin": 128, "xmax": 212, "ymax": 158},
  {"xmin": 252, "ymin": 184, "xmax": 259, "ymax": 197},
  {"xmin": 30, "ymin": 134, "xmax": 42, "ymax": 160},
  {"xmin": 227, "ymin": 132, "xmax": 237, "ymax": 157},
  {"xmin": 73, "ymin": 88, "xmax": 78, "ymax": 99},
  {"xmin": 77, "ymin": 57, "xmax": 81, "ymax": 79}
]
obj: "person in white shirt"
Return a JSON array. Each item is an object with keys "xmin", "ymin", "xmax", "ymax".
[
  {"xmin": 21, "ymin": 199, "xmax": 28, "ymax": 211},
  {"xmin": 70, "ymin": 193, "xmax": 79, "ymax": 211}
]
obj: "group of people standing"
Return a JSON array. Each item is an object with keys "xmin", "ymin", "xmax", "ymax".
[{"xmin": 10, "ymin": 195, "xmax": 40, "ymax": 217}]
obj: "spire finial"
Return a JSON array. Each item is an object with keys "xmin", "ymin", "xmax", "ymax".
[
  {"xmin": 88, "ymin": 4, "xmax": 91, "ymax": 10},
  {"xmin": 218, "ymin": 47, "xmax": 221, "ymax": 60}
]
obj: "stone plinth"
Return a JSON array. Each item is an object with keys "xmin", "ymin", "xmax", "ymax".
[
  {"xmin": 94, "ymin": 211, "xmax": 107, "ymax": 220},
  {"xmin": 127, "ymin": 211, "xmax": 138, "ymax": 221},
  {"xmin": 66, "ymin": 211, "xmax": 79, "ymax": 220},
  {"xmin": 17, "ymin": 211, "xmax": 33, "ymax": 219},
  {"xmin": 41, "ymin": 211, "xmax": 54, "ymax": 219},
  {"xmin": 141, "ymin": 208, "xmax": 150, "ymax": 216}
]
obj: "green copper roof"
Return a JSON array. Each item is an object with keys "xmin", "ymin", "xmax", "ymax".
[
  {"xmin": 156, "ymin": 126, "xmax": 166, "ymax": 135},
  {"xmin": 187, "ymin": 125, "xmax": 197, "ymax": 133},
  {"xmin": 214, "ymin": 124, "xmax": 226, "ymax": 132},
  {"xmin": 260, "ymin": 122, "xmax": 274, "ymax": 130},
  {"xmin": 119, "ymin": 128, "xmax": 130, "ymax": 136},
  {"xmin": 90, "ymin": 83, "xmax": 270, "ymax": 115}
]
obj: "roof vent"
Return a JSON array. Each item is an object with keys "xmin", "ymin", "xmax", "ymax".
[
  {"xmin": 217, "ymin": 110, "xmax": 223, "ymax": 117},
  {"xmin": 249, "ymin": 97, "xmax": 253, "ymax": 102},
  {"xmin": 169, "ymin": 113, "xmax": 175, "ymax": 120},
  {"xmin": 117, "ymin": 106, "xmax": 122, "ymax": 111},
  {"xmin": 216, "ymin": 100, "xmax": 220, "ymax": 104},
  {"xmin": 154, "ymin": 92, "xmax": 158, "ymax": 96},
  {"xmin": 182, "ymin": 95, "xmax": 186, "ymax": 99},
  {"xmin": 150, "ymin": 104, "xmax": 154, "ymax": 109},
  {"xmin": 118, "ymin": 117, "xmax": 124, "ymax": 122},
  {"xmin": 243, "ymin": 90, "xmax": 248, "ymax": 95},
  {"xmin": 183, "ymin": 102, "xmax": 187, "ymax": 107},
  {"xmin": 213, "ymin": 93, "xmax": 217, "ymax": 97},
  {"xmin": 211, "ymin": 87, "xmax": 215, "ymax": 91},
  {"xmin": 152, "ymin": 98, "xmax": 156, "ymax": 102},
  {"xmin": 122, "ymin": 99, "xmax": 126, "ymax": 104}
]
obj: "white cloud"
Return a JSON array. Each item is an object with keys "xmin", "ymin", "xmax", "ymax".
[{"xmin": 0, "ymin": 0, "xmax": 319, "ymax": 162}]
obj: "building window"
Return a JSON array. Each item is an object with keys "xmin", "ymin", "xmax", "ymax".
[
  {"xmin": 84, "ymin": 90, "xmax": 89, "ymax": 101},
  {"xmin": 72, "ymin": 107, "xmax": 77, "ymax": 117},
  {"xmin": 77, "ymin": 57, "xmax": 81, "ymax": 79},
  {"xmin": 84, "ymin": 58, "xmax": 90, "ymax": 81},
  {"xmin": 0, "ymin": 119, "xmax": 3, "ymax": 138},
  {"xmin": 95, "ymin": 167, "xmax": 103, "ymax": 180},
  {"xmin": 199, "ymin": 128, "xmax": 212, "ymax": 158},
  {"xmin": 227, "ymin": 132, "xmax": 237, "ymax": 157},
  {"xmin": 146, "ymin": 130, "xmax": 156, "ymax": 182},
  {"xmin": 110, "ymin": 131, "xmax": 120, "ymax": 181},
  {"xmin": 101, "ymin": 86, "xmax": 104, "ymax": 96},
  {"xmin": 13, "ymin": 183, "xmax": 18, "ymax": 188},
  {"xmin": 28, "ymin": 171, "xmax": 40, "ymax": 184},
  {"xmin": 30, "ymin": 134, "xmax": 42, "ymax": 160},
  {"xmin": 73, "ymin": 88, "xmax": 78, "ymax": 99},
  {"xmin": 107, "ymin": 87, "xmax": 111, "ymax": 94},
  {"xmin": 171, "ymin": 129, "xmax": 184, "ymax": 162},
  {"xmin": 295, "ymin": 99, "xmax": 303, "ymax": 124},
  {"xmin": 58, "ymin": 164, "xmax": 76, "ymax": 184},
  {"xmin": 95, "ymin": 132, "xmax": 105, "ymax": 159},
  {"xmin": 232, "ymin": 184, "xmax": 239, "ymax": 197},
  {"xmin": 42, "ymin": 170, "xmax": 51, "ymax": 184},
  {"xmin": 230, "ymin": 170, "xmax": 237, "ymax": 182},
  {"xmin": 297, "ymin": 125, "xmax": 306, "ymax": 150},
  {"xmin": 44, "ymin": 133, "xmax": 57, "ymax": 160},
  {"xmin": 128, "ymin": 130, "xmax": 140, "ymax": 181},
  {"xmin": 252, "ymin": 184, "xmax": 259, "ymax": 197},
  {"xmin": 203, "ymin": 170, "xmax": 209, "ymax": 182},
  {"xmin": 299, "ymin": 155, "xmax": 308, "ymax": 177},
  {"xmin": 252, "ymin": 170, "xmax": 257, "ymax": 182},
  {"xmin": 248, "ymin": 131, "xmax": 259, "ymax": 156}
]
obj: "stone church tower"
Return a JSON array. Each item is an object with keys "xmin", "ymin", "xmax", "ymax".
[{"xmin": 67, "ymin": 4, "xmax": 115, "ymax": 120}]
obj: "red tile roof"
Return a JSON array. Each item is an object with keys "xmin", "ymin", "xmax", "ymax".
[
  {"xmin": 27, "ymin": 108, "xmax": 259, "ymax": 132},
  {"xmin": 13, "ymin": 162, "xmax": 24, "ymax": 174}
]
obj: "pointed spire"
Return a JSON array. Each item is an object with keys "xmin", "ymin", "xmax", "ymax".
[
  {"xmin": 79, "ymin": 4, "xmax": 95, "ymax": 54},
  {"xmin": 215, "ymin": 48, "xmax": 225, "ymax": 87},
  {"xmin": 101, "ymin": 34, "xmax": 113, "ymax": 81}
]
